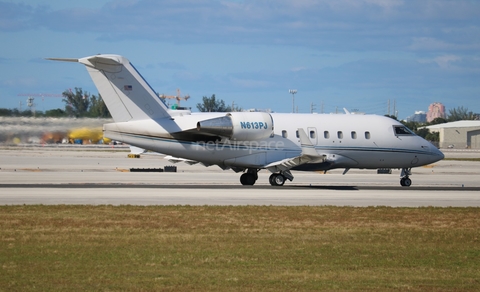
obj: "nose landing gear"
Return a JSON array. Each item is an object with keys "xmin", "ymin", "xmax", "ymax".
[
  {"xmin": 400, "ymin": 176, "xmax": 412, "ymax": 187},
  {"xmin": 400, "ymin": 168, "xmax": 412, "ymax": 187}
]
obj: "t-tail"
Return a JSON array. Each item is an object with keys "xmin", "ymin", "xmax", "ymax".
[{"xmin": 46, "ymin": 54, "xmax": 171, "ymax": 122}]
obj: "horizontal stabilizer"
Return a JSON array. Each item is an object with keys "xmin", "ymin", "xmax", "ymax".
[{"xmin": 45, "ymin": 57, "xmax": 79, "ymax": 63}]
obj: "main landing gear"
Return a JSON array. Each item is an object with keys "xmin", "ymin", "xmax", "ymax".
[
  {"xmin": 239, "ymin": 169, "xmax": 293, "ymax": 186},
  {"xmin": 400, "ymin": 168, "xmax": 412, "ymax": 187},
  {"xmin": 240, "ymin": 168, "xmax": 258, "ymax": 185},
  {"xmin": 269, "ymin": 173, "xmax": 286, "ymax": 186}
]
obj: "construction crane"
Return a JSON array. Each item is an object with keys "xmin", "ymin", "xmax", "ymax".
[
  {"xmin": 158, "ymin": 89, "xmax": 190, "ymax": 109},
  {"xmin": 17, "ymin": 93, "xmax": 64, "ymax": 113},
  {"xmin": 17, "ymin": 93, "xmax": 64, "ymax": 103},
  {"xmin": 17, "ymin": 93, "xmax": 63, "ymax": 98}
]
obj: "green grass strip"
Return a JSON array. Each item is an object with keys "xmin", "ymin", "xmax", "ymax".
[{"xmin": 1, "ymin": 205, "xmax": 479, "ymax": 291}]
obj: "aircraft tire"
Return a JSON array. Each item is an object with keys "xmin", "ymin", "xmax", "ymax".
[
  {"xmin": 400, "ymin": 177, "xmax": 412, "ymax": 187},
  {"xmin": 269, "ymin": 174, "xmax": 276, "ymax": 186},
  {"xmin": 240, "ymin": 173, "xmax": 256, "ymax": 185},
  {"xmin": 270, "ymin": 174, "xmax": 285, "ymax": 186}
]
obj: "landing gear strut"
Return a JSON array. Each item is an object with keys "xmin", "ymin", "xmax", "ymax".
[
  {"xmin": 240, "ymin": 168, "xmax": 258, "ymax": 185},
  {"xmin": 400, "ymin": 168, "xmax": 412, "ymax": 187}
]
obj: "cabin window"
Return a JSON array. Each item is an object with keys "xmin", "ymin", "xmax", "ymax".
[
  {"xmin": 282, "ymin": 130, "xmax": 288, "ymax": 138},
  {"xmin": 296, "ymin": 130, "xmax": 299, "ymax": 138},
  {"xmin": 351, "ymin": 131, "xmax": 357, "ymax": 139},
  {"xmin": 337, "ymin": 131, "xmax": 343, "ymax": 139},
  {"xmin": 365, "ymin": 131, "xmax": 371, "ymax": 139},
  {"xmin": 310, "ymin": 130, "xmax": 316, "ymax": 139},
  {"xmin": 324, "ymin": 131, "xmax": 330, "ymax": 139},
  {"xmin": 393, "ymin": 125, "xmax": 415, "ymax": 136}
]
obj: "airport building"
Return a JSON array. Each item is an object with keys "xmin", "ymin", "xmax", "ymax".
[{"xmin": 426, "ymin": 120, "xmax": 480, "ymax": 149}]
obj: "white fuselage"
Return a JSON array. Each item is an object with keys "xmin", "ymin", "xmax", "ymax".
[
  {"xmin": 104, "ymin": 112, "xmax": 444, "ymax": 171},
  {"xmin": 49, "ymin": 54, "xmax": 444, "ymax": 185}
]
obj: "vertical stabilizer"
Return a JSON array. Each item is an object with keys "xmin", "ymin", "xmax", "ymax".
[{"xmin": 48, "ymin": 54, "xmax": 171, "ymax": 122}]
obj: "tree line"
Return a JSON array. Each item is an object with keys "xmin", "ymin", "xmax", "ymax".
[
  {"xmin": 0, "ymin": 88, "xmax": 111, "ymax": 118},
  {"xmin": 196, "ymin": 94, "xmax": 241, "ymax": 112},
  {"xmin": 1, "ymin": 87, "xmax": 476, "ymax": 133},
  {"xmin": 1, "ymin": 91, "xmax": 239, "ymax": 118}
]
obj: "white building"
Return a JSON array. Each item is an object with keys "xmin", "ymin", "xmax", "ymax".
[
  {"xmin": 426, "ymin": 121, "xmax": 480, "ymax": 149},
  {"xmin": 407, "ymin": 111, "xmax": 427, "ymax": 123}
]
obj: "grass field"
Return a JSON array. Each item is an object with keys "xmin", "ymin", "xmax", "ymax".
[{"xmin": 1, "ymin": 205, "xmax": 479, "ymax": 291}]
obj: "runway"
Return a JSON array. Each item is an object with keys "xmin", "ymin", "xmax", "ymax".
[{"xmin": 1, "ymin": 146, "xmax": 479, "ymax": 207}]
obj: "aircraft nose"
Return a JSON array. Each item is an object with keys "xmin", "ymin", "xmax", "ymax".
[{"xmin": 430, "ymin": 147, "xmax": 445, "ymax": 162}]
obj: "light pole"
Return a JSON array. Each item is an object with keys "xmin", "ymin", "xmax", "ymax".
[{"xmin": 288, "ymin": 89, "xmax": 297, "ymax": 113}]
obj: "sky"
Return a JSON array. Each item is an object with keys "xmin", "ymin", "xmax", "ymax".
[{"xmin": 1, "ymin": 0, "xmax": 479, "ymax": 119}]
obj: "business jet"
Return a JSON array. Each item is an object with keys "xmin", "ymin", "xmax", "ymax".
[{"xmin": 47, "ymin": 54, "xmax": 444, "ymax": 187}]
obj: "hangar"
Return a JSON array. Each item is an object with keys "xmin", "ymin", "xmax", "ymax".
[{"xmin": 426, "ymin": 121, "xmax": 480, "ymax": 149}]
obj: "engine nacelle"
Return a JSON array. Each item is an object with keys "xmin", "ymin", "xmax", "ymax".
[{"xmin": 197, "ymin": 112, "xmax": 274, "ymax": 141}]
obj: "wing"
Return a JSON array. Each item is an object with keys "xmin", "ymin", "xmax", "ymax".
[
  {"xmin": 164, "ymin": 155, "xmax": 200, "ymax": 165},
  {"xmin": 164, "ymin": 155, "xmax": 214, "ymax": 167},
  {"xmin": 264, "ymin": 128, "xmax": 326, "ymax": 174},
  {"xmin": 129, "ymin": 146, "xmax": 147, "ymax": 155},
  {"xmin": 129, "ymin": 146, "xmax": 206, "ymax": 166}
]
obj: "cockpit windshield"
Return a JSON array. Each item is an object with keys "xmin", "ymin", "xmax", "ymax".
[{"xmin": 393, "ymin": 125, "xmax": 415, "ymax": 136}]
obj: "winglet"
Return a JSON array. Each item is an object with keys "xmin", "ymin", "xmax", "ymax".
[
  {"xmin": 297, "ymin": 128, "xmax": 318, "ymax": 156},
  {"xmin": 264, "ymin": 129, "xmax": 325, "ymax": 175}
]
